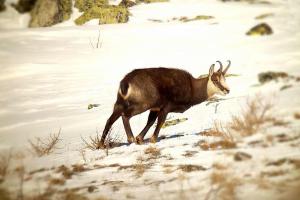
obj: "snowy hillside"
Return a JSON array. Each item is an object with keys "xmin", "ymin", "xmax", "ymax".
[{"xmin": 0, "ymin": 0, "xmax": 300, "ymax": 199}]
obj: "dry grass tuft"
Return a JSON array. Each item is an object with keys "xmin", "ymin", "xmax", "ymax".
[
  {"xmin": 81, "ymin": 131, "xmax": 103, "ymax": 150},
  {"xmin": 196, "ymin": 120, "xmax": 236, "ymax": 150},
  {"xmin": 81, "ymin": 129, "xmax": 121, "ymax": 155},
  {"xmin": 266, "ymin": 158, "xmax": 300, "ymax": 169},
  {"xmin": 0, "ymin": 150, "xmax": 12, "ymax": 183},
  {"xmin": 294, "ymin": 112, "xmax": 300, "ymax": 119},
  {"xmin": 207, "ymin": 170, "xmax": 240, "ymax": 200},
  {"xmin": 144, "ymin": 146, "xmax": 161, "ymax": 160},
  {"xmin": 133, "ymin": 156, "xmax": 151, "ymax": 177},
  {"xmin": 260, "ymin": 170, "xmax": 287, "ymax": 177},
  {"xmin": 29, "ymin": 168, "xmax": 49, "ymax": 175},
  {"xmin": 229, "ymin": 95, "xmax": 274, "ymax": 136},
  {"xmin": 72, "ymin": 164, "xmax": 86, "ymax": 173},
  {"xmin": 163, "ymin": 164, "xmax": 174, "ymax": 174},
  {"xmin": 182, "ymin": 150, "xmax": 198, "ymax": 157},
  {"xmin": 212, "ymin": 163, "xmax": 227, "ymax": 170},
  {"xmin": 28, "ymin": 129, "xmax": 61, "ymax": 157},
  {"xmin": 178, "ymin": 164, "xmax": 206, "ymax": 172},
  {"xmin": 196, "ymin": 139, "xmax": 236, "ymax": 151},
  {"xmin": 56, "ymin": 165, "xmax": 73, "ymax": 179},
  {"xmin": 48, "ymin": 177, "xmax": 66, "ymax": 185}
]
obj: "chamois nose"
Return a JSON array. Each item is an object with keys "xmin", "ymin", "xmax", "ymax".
[{"xmin": 224, "ymin": 89, "xmax": 230, "ymax": 94}]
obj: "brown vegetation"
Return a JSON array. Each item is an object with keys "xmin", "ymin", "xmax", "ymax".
[
  {"xmin": 81, "ymin": 129, "xmax": 121, "ymax": 153},
  {"xmin": 294, "ymin": 112, "xmax": 300, "ymax": 119},
  {"xmin": 0, "ymin": 150, "xmax": 12, "ymax": 183},
  {"xmin": 206, "ymin": 170, "xmax": 240, "ymax": 200},
  {"xmin": 178, "ymin": 164, "xmax": 206, "ymax": 172},
  {"xmin": 144, "ymin": 146, "xmax": 161, "ymax": 160},
  {"xmin": 48, "ymin": 177, "xmax": 66, "ymax": 185},
  {"xmin": 182, "ymin": 150, "xmax": 198, "ymax": 157},
  {"xmin": 134, "ymin": 156, "xmax": 151, "ymax": 177},
  {"xmin": 28, "ymin": 129, "xmax": 61, "ymax": 157},
  {"xmin": 196, "ymin": 120, "xmax": 236, "ymax": 150},
  {"xmin": 229, "ymin": 95, "xmax": 274, "ymax": 136},
  {"xmin": 56, "ymin": 165, "xmax": 73, "ymax": 179},
  {"xmin": 196, "ymin": 139, "xmax": 236, "ymax": 151}
]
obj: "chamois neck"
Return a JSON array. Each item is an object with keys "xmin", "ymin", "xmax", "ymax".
[{"xmin": 191, "ymin": 77, "xmax": 209, "ymax": 104}]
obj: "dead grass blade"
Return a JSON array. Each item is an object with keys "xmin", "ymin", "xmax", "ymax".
[
  {"xmin": 196, "ymin": 121, "xmax": 236, "ymax": 150},
  {"xmin": 81, "ymin": 129, "xmax": 121, "ymax": 155},
  {"xmin": 28, "ymin": 129, "xmax": 61, "ymax": 157},
  {"xmin": 0, "ymin": 149, "xmax": 12, "ymax": 183},
  {"xmin": 229, "ymin": 95, "xmax": 274, "ymax": 136}
]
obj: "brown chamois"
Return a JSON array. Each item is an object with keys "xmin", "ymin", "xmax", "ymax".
[{"xmin": 99, "ymin": 61, "xmax": 231, "ymax": 148}]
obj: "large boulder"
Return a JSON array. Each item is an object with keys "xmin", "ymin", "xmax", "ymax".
[
  {"xmin": 0, "ymin": 0, "xmax": 5, "ymax": 12},
  {"xmin": 246, "ymin": 23, "xmax": 273, "ymax": 36},
  {"xmin": 136, "ymin": 0, "xmax": 168, "ymax": 3},
  {"xmin": 29, "ymin": 0, "xmax": 72, "ymax": 27},
  {"xmin": 119, "ymin": 0, "xmax": 136, "ymax": 7},
  {"xmin": 75, "ymin": 5, "xmax": 129, "ymax": 25},
  {"xmin": 74, "ymin": 0, "xmax": 108, "ymax": 12},
  {"xmin": 11, "ymin": 0, "xmax": 37, "ymax": 13}
]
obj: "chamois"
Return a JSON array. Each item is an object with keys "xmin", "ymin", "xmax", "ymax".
[{"xmin": 99, "ymin": 61, "xmax": 231, "ymax": 148}]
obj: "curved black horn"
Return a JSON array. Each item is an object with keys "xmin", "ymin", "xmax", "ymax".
[
  {"xmin": 209, "ymin": 64, "xmax": 215, "ymax": 76},
  {"xmin": 216, "ymin": 61, "xmax": 223, "ymax": 72},
  {"xmin": 223, "ymin": 60, "xmax": 231, "ymax": 74}
]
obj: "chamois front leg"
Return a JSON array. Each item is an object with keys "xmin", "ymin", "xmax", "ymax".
[
  {"xmin": 100, "ymin": 106, "xmax": 122, "ymax": 149},
  {"xmin": 150, "ymin": 108, "xmax": 169, "ymax": 143},
  {"xmin": 136, "ymin": 111, "xmax": 159, "ymax": 144},
  {"xmin": 122, "ymin": 115, "xmax": 136, "ymax": 144}
]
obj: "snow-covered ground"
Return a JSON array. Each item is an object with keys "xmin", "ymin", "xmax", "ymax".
[{"xmin": 0, "ymin": 0, "xmax": 300, "ymax": 199}]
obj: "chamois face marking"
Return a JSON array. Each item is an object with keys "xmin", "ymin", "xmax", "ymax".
[{"xmin": 207, "ymin": 61, "xmax": 231, "ymax": 98}]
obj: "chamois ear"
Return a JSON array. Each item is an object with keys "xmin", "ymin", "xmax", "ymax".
[
  {"xmin": 223, "ymin": 60, "xmax": 231, "ymax": 75},
  {"xmin": 209, "ymin": 64, "xmax": 215, "ymax": 77}
]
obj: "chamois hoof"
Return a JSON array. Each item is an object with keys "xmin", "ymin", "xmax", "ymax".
[
  {"xmin": 136, "ymin": 136, "xmax": 144, "ymax": 145},
  {"xmin": 150, "ymin": 136, "xmax": 158, "ymax": 143},
  {"xmin": 127, "ymin": 137, "xmax": 136, "ymax": 144}
]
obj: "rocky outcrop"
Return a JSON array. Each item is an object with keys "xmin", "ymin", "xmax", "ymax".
[
  {"xmin": 119, "ymin": 0, "xmax": 136, "ymax": 7},
  {"xmin": 74, "ymin": 0, "xmax": 108, "ymax": 12},
  {"xmin": 11, "ymin": 0, "xmax": 37, "ymax": 13},
  {"xmin": 0, "ymin": 0, "xmax": 5, "ymax": 12},
  {"xmin": 29, "ymin": 0, "xmax": 72, "ymax": 28},
  {"xmin": 75, "ymin": 5, "xmax": 129, "ymax": 25},
  {"xmin": 246, "ymin": 23, "xmax": 273, "ymax": 36},
  {"xmin": 137, "ymin": 0, "xmax": 168, "ymax": 3}
]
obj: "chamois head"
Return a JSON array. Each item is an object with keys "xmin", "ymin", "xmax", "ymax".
[{"xmin": 206, "ymin": 60, "xmax": 231, "ymax": 97}]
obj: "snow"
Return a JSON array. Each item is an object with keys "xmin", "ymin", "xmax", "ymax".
[{"xmin": 0, "ymin": 0, "xmax": 300, "ymax": 199}]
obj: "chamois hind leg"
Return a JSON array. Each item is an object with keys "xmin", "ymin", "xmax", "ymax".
[
  {"xmin": 100, "ymin": 104, "xmax": 123, "ymax": 149},
  {"xmin": 150, "ymin": 108, "xmax": 169, "ymax": 143},
  {"xmin": 136, "ymin": 111, "xmax": 159, "ymax": 144},
  {"xmin": 122, "ymin": 115, "xmax": 136, "ymax": 144}
]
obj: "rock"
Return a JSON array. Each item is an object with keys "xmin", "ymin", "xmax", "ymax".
[
  {"xmin": 246, "ymin": 23, "xmax": 273, "ymax": 36},
  {"xmin": 119, "ymin": 0, "xmax": 136, "ymax": 7},
  {"xmin": 234, "ymin": 152, "xmax": 252, "ymax": 161},
  {"xmin": 0, "ymin": 0, "xmax": 5, "ymax": 12},
  {"xmin": 11, "ymin": 0, "xmax": 37, "ymax": 13},
  {"xmin": 74, "ymin": 0, "xmax": 108, "ymax": 12},
  {"xmin": 29, "ymin": 0, "xmax": 72, "ymax": 28},
  {"xmin": 258, "ymin": 71, "xmax": 288, "ymax": 84},
  {"xmin": 137, "ymin": 0, "xmax": 169, "ymax": 3},
  {"xmin": 75, "ymin": 5, "xmax": 129, "ymax": 25}
]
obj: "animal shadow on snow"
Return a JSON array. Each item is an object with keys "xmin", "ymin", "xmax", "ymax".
[{"xmin": 116, "ymin": 132, "xmax": 186, "ymax": 148}]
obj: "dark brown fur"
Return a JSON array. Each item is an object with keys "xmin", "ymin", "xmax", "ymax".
[
  {"xmin": 99, "ymin": 67, "xmax": 210, "ymax": 147},
  {"xmin": 99, "ymin": 61, "xmax": 231, "ymax": 148}
]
